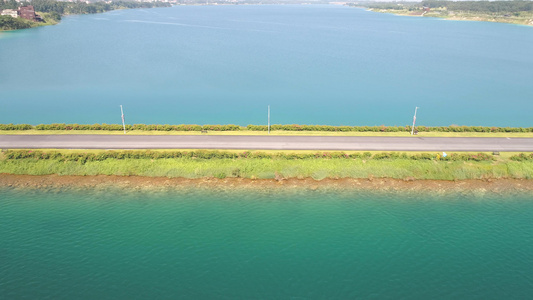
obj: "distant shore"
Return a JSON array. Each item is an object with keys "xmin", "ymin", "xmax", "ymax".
[
  {"xmin": 0, "ymin": 1, "xmax": 170, "ymax": 32},
  {"xmin": 360, "ymin": 7, "xmax": 533, "ymax": 27},
  {"xmin": 2, "ymin": 174, "xmax": 533, "ymax": 194},
  {"xmin": 370, "ymin": 9, "xmax": 533, "ymax": 26}
]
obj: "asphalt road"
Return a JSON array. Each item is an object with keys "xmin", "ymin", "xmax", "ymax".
[{"xmin": 1, "ymin": 135, "xmax": 533, "ymax": 151}]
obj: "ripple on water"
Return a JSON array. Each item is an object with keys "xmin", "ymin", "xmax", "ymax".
[{"xmin": 1, "ymin": 187, "xmax": 533, "ymax": 299}]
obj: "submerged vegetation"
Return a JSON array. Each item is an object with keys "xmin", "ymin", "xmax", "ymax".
[
  {"xmin": 350, "ymin": 0, "xmax": 533, "ymax": 26},
  {"xmin": 1, "ymin": 150, "xmax": 532, "ymax": 180}
]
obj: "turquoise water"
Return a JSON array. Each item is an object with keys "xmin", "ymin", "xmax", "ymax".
[
  {"xmin": 1, "ymin": 188, "xmax": 533, "ymax": 299},
  {"xmin": 1, "ymin": 5, "xmax": 532, "ymax": 127}
]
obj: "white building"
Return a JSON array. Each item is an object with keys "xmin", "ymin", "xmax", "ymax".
[{"xmin": 1, "ymin": 9, "xmax": 19, "ymax": 18}]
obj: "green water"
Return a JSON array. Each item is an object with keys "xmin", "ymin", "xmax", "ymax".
[{"xmin": 1, "ymin": 188, "xmax": 533, "ymax": 299}]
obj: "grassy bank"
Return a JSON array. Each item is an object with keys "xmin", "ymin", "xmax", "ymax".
[{"xmin": 2, "ymin": 150, "xmax": 532, "ymax": 180}]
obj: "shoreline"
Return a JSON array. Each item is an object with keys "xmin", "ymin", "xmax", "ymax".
[
  {"xmin": 0, "ymin": 2, "xmax": 170, "ymax": 32},
  {"xmin": 366, "ymin": 8, "xmax": 533, "ymax": 27},
  {"xmin": 2, "ymin": 174, "xmax": 533, "ymax": 194}
]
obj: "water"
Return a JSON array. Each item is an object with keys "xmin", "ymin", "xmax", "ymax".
[
  {"xmin": 1, "ymin": 187, "xmax": 533, "ymax": 299},
  {"xmin": 1, "ymin": 5, "xmax": 532, "ymax": 126}
]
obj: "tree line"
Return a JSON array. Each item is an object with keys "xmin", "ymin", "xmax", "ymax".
[
  {"xmin": 350, "ymin": 1, "xmax": 533, "ymax": 13},
  {"xmin": 421, "ymin": 1, "xmax": 533, "ymax": 13},
  {"xmin": 27, "ymin": 0, "xmax": 170, "ymax": 15},
  {"xmin": 1, "ymin": 0, "xmax": 170, "ymax": 30},
  {"xmin": 1, "ymin": 0, "xmax": 170, "ymax": 15}
]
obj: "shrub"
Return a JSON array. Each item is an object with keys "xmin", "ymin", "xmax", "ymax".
[
  {"xmin": 3, "ymin": 124, "xmax": 533, "ymax": 133},
  {"xmin": 1, "ymin": 150, "xmax": 500, "ymax": 163},
  {"xmin": 510, "ymin": 153, "xmax": 533, "ymax": 161}
]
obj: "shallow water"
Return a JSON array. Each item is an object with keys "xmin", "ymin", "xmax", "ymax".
[
  {"xmin": 1, "ymin": 187, "xmax": 533, "ymax": 299},
  {"xmin": 1, "ymin": 5, "xmax": 532, "ymax": 126}
]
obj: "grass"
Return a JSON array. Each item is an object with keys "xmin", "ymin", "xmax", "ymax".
[
  {"xmin": 2, "ymin": 130, "xmax": 533, "ymax": 137},
  {"xmin": 369, "ymin": 8, "xmax": 533, "ymax": 26},
  {"xmin": 2, "ymin": 155, "xmax": 532, "ymax": 180},
  {"xmin": 2, "ymin": 149, "xmax": 530, "ymax": 180}
]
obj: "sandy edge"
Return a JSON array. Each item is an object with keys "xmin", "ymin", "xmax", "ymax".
[{"xmin": 1, "ymin": 174, "xmax": 533, "ymax": 194}]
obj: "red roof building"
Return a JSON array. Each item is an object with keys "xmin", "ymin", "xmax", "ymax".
[{"xmin": 18, "ymin": 5, "xmax": 37, "ymax": 22}]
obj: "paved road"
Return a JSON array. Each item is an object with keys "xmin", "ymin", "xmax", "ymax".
[{"xmin": 1, "ymin": 135, "xmax": 533, "ymax": 151}]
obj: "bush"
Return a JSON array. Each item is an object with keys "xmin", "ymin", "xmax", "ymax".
[
  {"xmin": 3, "ymin": 124, "xmax": 533, "ymax": 133},
  {"xmin": 0, "ymin": 124, "xmax": 33, "ymax": 130},
  {"xmin": 510, "ymin": 153, "xmax": 533, "ymax": 161},
  {"xmin": 2, "ymin": 150, "xmax": 500, "ymax": 163}
]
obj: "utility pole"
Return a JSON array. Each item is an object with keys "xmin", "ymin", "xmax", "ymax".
[
  {"xmin": 268, "ymin": 105, "xmax": 270, "ymax": 134},
  {"xmin": 411, "ymin": 106, "xmax": 419, "ymax": 135},
  {"xmin": 120, "ymin": 105, "xmax": 126, "ymax": 134}
]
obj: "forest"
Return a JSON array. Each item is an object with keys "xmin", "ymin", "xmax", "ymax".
[
  {"xmin": 420, "ymin": 1, "xmax": 533, "ymax": 13},
  {"xmin": 0, "ymin": 0, "xmax": 170, "ymax": 30},
  {"xmin": 351, "ymin": 0, "xmax": 533, "ymax": 13},
  {"xmin": 348, "ymin": 0, "xmax": 533, "ymax": 25}
]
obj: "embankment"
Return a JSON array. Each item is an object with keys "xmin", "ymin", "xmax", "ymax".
[
  {"xmin": 1, "ymin": 150, "xmax": 532, "ymax": 182},
  {"xmin": 2, "ymin": 174, "xmax": 533, "ymax": 195}
]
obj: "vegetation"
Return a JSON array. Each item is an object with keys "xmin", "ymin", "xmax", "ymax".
[
  {"xmin": 0, "ymin": 0, "xmax": 170, "ymax": 31},
  {"xmin": 0, "ymin": 14, "xmax": 33, "ymax": 30},
  {"xmin": 2, "ymin": 149, "xmax": 495, "ymax": 162},
  {"xmin": 2, "ymin": 123, "xmax": 533, "ymax": 134},
  {"xmin": 27, "ymin": 0, "xmax": 171, "ymax": 15},
  {"xmin": 420, "ymin": 1, "xmax": 533, "ymax": 14},
  {"xmin": 1, "ymin": 149, "xmax": 531, "ymax": 180},
  {"xmin": 350, "ymin": 0, "xmax": 533, "ymax": 26},
  {"xmin": 510, "ymin": 153, "xmax": 533, "ymax": 161}
]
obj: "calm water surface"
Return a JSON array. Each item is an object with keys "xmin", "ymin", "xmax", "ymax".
[
  {"xmin": 1, "ymin": 5, "xmax": 532, "ymax": 126},
  {"xmin": 1, "ymin": 188, "xmax": 533, "ymax": 299}
]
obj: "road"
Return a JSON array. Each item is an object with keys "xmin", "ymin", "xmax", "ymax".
[{"xmin": 1, "ymin": 135, "xmax": 533, "ymax": 151}]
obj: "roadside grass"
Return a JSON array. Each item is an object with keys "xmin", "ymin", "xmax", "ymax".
[
  {"xmin": 1, "ymin": 157, "xmax": 531, "ymax": 180},
  {"xmin": 2, "ymin": 130, "xmax": 533, "ymax": 137}
]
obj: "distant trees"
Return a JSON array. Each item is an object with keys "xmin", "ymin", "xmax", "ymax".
[
  {"xmin": 0, "ymin": 0, "xmax": 171, "ymax": 30},
  {"xmin": 28, "ymin": 0, "xmax": 170, "ymax": 16},
  {"xmin": 420, "ymin": 1, "xmax": 533, "ymax": 13},
  {"xmin": 1, "ymin": 0, "xmax": 171, "ymax": 16},
  {"xmin": 0, "ymin": 0, "xmax": 20, "ymax": 10},
  {"xmin": 347, "ymin": 2, "xmax": 420, "ymax": 11},
  {"xmin": 351, "ymin": 1, "xmax": 533, "ymax": 13}
]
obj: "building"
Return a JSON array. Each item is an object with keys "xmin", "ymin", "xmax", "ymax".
[
  {"xmin": 1, "ymin": 9, "xmax": 19, "ymax": 18},
  {"xmin": 18, "ymin": 5, "xmax": 39, "ymax": 22}
]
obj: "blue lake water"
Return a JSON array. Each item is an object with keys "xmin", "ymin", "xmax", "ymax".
[
  {"xmin": 1, "ymin": 5, "xmax": 532, "ymax": 126},
  {"xmin": 1, "ymin": 187, "xmax": 533, "ymax": 299}
]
